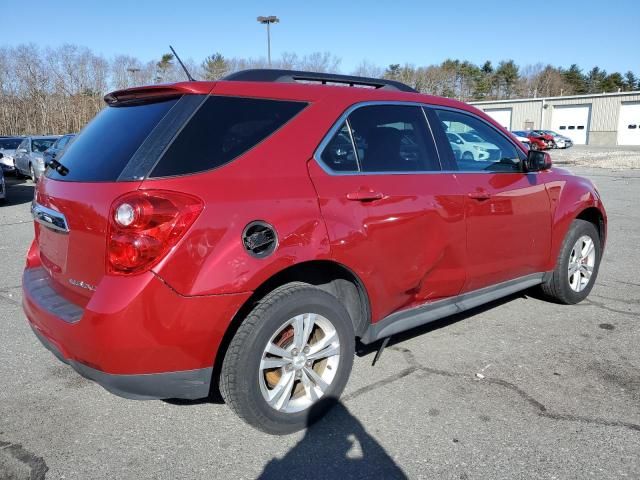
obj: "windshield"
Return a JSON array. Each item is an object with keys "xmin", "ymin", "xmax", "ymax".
[
  {"xmin": 32, "ymin": 139, "xmax": 57, "ymax": 152},
  {"xmin": 459, "ymin": 132, "xmax": 484, "ymax": 143},
  {"xmin": 0, "ymin": 138, "xmax": 22, "ymax": 150}
]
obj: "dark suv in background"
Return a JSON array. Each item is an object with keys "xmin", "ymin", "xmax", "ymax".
[{"xmin": 23, "ymin": 70, "xmax": 606, "ymax": 434}]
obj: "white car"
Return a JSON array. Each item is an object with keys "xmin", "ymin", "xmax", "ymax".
[
  {"xmin": 511, "ymin": 132, "xmax": 531, "ymax": 148},
  {"xmin": 446, "ymin": 131, "xmax": 497, "ymax": 161},
  {"xmin": 0, "ymin": 137, "xmax": 22, "ymax": 174}
]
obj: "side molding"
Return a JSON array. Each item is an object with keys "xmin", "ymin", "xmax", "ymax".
[{"xmin": 360, "ymin": 273, "xmax": 547, "ymax": 344}]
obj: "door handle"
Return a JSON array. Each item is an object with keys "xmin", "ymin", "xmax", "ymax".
[
  {"xmin": 467, "ymin": 191, "xmax": 491, "ymax": 200},
  {"xmin": 346, "ymin": 191, "xmax": 384, "ymax": 202}
]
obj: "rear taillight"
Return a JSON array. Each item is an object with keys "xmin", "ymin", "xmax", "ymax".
[{"xmin": 107, "ymin": 190, "xmax": 203, "ymax": 275}]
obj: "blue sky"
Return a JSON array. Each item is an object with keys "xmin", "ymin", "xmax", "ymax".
[{"xmin": 2, "ymin": 0, "xmax": 639, "ymax": 73}]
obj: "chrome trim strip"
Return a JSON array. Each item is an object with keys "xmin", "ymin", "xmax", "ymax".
[{"xmin": 31, "ymin": 203, "xmax": 69, "ymax": 233}]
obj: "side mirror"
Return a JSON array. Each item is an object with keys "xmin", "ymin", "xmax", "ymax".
[
  {"xmin": 523, "ymin": 149, "xmax": 552, "ymax": 172},
  {"xmin": 18, "ymin": 148, "xmax": 27, "ymax": 154}
]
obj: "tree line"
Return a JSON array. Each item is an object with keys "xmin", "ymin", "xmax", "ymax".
[{"xmin": 0, "ymin": 43, "xmax": 637, "ymax": 136}]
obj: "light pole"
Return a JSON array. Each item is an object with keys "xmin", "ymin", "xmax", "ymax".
[{"xmin": 257, "ymin": 16, "xmax": 279, "ymax": 66}]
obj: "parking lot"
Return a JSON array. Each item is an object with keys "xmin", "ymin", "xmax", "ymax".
[{"xmin": 1, "ymin": 148, "xmax": 639, "ymax": 479}]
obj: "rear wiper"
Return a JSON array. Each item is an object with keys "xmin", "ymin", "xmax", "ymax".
[{"xmin": 47, "ymin": 158, "xmax": 69, "ymax": 176}]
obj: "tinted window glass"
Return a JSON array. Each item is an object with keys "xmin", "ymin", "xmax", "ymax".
[
  {"xmin": 32, "ymin": 139, "xmax": 56, "ymax": 152},
  {"xmin": 434, "ymin": 109, "xmax": 521, "ymax": 172},
  {"xmin": 347, "ymin": 105, "xmax": 439, "ymax": 172},
  {"xmin": 320, "ymin": 122, "xmax": 358, "ymax": 172},
  {"xmin": 152, "ymin": 96, "xmax": 306, "ymax": 178},
  {"xmin": 0, "ymin": 138, "xmax": 22, "ymax": 149},
  {"xmin": 46, "ymin": 97, "xmax": 179, "ymax": 182}
]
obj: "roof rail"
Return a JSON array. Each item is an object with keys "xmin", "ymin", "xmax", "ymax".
[{"xmin": 222, "ymin": 69, "xmax": 418, "ymax": 93}]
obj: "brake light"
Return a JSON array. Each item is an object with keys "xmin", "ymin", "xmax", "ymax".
[{"xmin": 107, "ymin": 190, "xmax": 203, "ymax": 275}]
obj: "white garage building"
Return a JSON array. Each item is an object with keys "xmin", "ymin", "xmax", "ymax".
[{"xmin": 471, "ymin": 91, "xmax": 640, "ymax": 146}]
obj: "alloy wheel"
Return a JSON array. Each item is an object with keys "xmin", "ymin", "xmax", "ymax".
[
  {"xmin": 259, "ymin": 313, "xmax": 340, "ymax": 413},
  {"xmin": 567, "ymin": 235, "xmax": 596, "ymax": 292}
]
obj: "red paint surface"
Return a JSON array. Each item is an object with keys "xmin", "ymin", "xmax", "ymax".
[{"xmin": 23, "ymin": 79, "xmax": 607, "ymax": 375}]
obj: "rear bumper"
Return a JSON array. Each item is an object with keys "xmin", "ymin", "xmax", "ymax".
[
  {"xmin": 23, "ymin": 266, "xmax": 251, "ymax": 400},
  {"xmin": 31, "ymin": 325, "xmax": 212, "ymax": 399}
]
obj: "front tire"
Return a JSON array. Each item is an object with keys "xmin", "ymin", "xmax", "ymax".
[
  {"xmin": 219, "ymin": 282, "xmax": 355, "ymax": 435},
  {"xmin": 541, "ymin": 219, "xmax": 601, "ymax": 304}
]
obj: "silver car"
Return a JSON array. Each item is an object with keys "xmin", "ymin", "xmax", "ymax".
[
  {"xmin": 0, "ymin": 167, "xmax": 5, "ymax": 202},
  {"xmin": 0, "ymin": 137, "xmax": 23, "ymax": 173},
  {"xmin": 14, "ymin": 136, "xmax": 60, "ymax": 182},
  {"xmin": 539, "ymin": 130, "xmax": 573, "ymax": 149}
]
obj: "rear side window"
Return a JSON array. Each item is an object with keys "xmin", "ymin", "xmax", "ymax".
[
  {"xmin": 349, "ymin": 105, "xmax": 440, "ymax": 172},
  {"xmin": 47, "ymin": 98, "xmax": 179, "ymax": 182},
  {"xmin": 320, "ymin": 122, "xmax": 359, "ymax": 172},
  {"xmin": 151, "ymin": 96, "xmax": 307, "ymax": 178}
]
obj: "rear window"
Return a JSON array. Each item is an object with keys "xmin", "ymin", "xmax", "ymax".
[
  {"xmin": 150, "ymin": 96, "xmax": 307, "ymax": 177},
  {"xmin": 46, "ymin": 98, "xmax": 179, "ymax": 182},
  {"xmin": 0, "ymin": 138, "xmax": 22, "ymax": 150}
]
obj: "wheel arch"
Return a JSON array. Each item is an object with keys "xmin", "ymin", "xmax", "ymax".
[
  {"xmin": 210, "ymin": 260, "xmax": 371, "ymax": 395},
  {"xmin": 576, "ymin": 206, "xmax": 606, "ymax": 248}
]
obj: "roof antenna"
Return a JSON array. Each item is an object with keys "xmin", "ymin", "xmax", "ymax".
[{"xmin": 169, "ymin": 45, "xmax": 196, "ymax": 82}]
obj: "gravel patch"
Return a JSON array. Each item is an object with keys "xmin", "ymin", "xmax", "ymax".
[{"xmin": 551, "ymin": 146, "xmax": 640, "ymax": 169}]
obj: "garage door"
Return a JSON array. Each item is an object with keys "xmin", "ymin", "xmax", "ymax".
[
  {"xmin": 551, "ymin": 105, "xmax": 591, "ymax": 145},
  {"xmin": 484, "ymin": 108, "xmax": 512, "ymax": 130},
  {"xmin": 617, "ymin": 102, "xmax": 640, "ymax": 145}
]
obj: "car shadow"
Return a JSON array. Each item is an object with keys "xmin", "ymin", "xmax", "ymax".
[
  {"xmin": 355, "ymin": 290, "xmax": 535, "ymax": 358},
  {"xmin": 2, "ymin": 175, "xmax": 35, "ymax": 206},
  {"xmin": 165, "ymin": 290, "xmax": 539, "ymax": 407},
  {"xmin": 258, "ymin": 398, "xmax": 408, "ymax": 479}
]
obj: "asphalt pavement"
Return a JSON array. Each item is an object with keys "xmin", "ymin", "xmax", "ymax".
[{"xmin": 0, "ymin": 162, "xmax": 638, "ymax": 479}]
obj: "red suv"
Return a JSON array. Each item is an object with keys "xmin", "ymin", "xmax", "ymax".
[{"xmin": 23, "ymin": 70, "xmax": 607, "ymax": 434}]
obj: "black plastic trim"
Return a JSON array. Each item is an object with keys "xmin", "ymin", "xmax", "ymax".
[
  {"xmin": 360, "ymin": 273, "xmax": 547, "ymax": 344},
  {"xmin": 31, "ymin": 326, "xmax": 212, "ymax": 400},
  {"xmin": 118, "ymin": 94, "xmax": 207, "ymax": 181},
  {"xmin": 223, "ymin": 69, "xmax": 418, "ymax": 93}
]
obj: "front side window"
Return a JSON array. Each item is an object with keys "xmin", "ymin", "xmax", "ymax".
[{"xmin": 434, "ymin": 109, "xmax": 522, "ymax": 172}]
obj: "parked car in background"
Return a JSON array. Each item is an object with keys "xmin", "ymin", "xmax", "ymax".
[
  {"xmin": 0, "ymin": 167, "xmax": 5, "ymax": 202},
  {"xmin": 512, "ymin": 130, "xmax": 552, "ymax": 150},
  {"xmin": 540, "ymin": 130, "xmax": 573, "ymax": 149},
  {"xmin": 511, "ymin": 131, "xmax": 531, "ymax": 148},
  {"xmin": 0, "ymin": 136, "xmax": 23, "ymax": 174},
  {"xmin": 43, "ymin": 134, "xmax": 76, "ymax": 167},
  {"xmin": 445, "ymin": 131, "xmax": 498, "ymax": 161},
  {"xmin": 14, "ymin": 136, "xmax": 60, "ymax": 182},
  {"xmin": 24, "ymin": 69, "xmax": 607, "ymax": 435}
]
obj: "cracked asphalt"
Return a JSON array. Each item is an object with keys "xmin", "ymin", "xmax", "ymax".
[{"xmin": 1, "ymin": 163, "xmax": 639, "ymax": 479}]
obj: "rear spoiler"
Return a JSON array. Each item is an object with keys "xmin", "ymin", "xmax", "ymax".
[{"xmin": 104, "ymin": 83, "xmax": 214, "ymax": 105}]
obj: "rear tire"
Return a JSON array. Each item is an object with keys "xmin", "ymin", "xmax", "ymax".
[
  {"xmin": 219, "ymin": 282, "xmax": 355, "ymax": 435},
  {"xmin": 541, "ymin": 219, "xmax": 601, "ymax": 304}
]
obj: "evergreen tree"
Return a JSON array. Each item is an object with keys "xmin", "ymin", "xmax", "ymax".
[
  {"xmin": 155, "ymin": 53, "xmax": 174, "ymax": 83},
  {"xmin": 202, "ymin": 53, "xmax": 228, "ymax": 80},
  {"xmin": 624, "ymin": 71, "xmax": 638, "ymax": 91},
  {"xmin": 561, "ymin": 64, "xmax": 587, "ymax": 94},
  {"xmin": 495, "ymin": 60, "xmax": 519, "ymax": 98}
]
